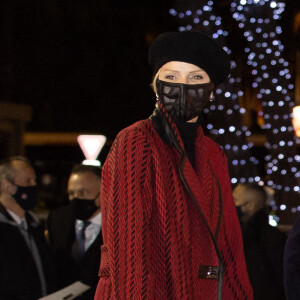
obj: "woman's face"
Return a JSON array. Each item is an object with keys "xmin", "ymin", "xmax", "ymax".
[
  {"xmin": 156, "ymin": 61, "xmax": 212, "ymax": 123},
  {"xmin": 158, "ymin": 61, "xmax": 211, "ymax": 85}
]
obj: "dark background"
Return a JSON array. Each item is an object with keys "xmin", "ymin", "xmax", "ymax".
[
  {"xmin": 0, "ymin": 0, "xmax": 299, "ymax": 140},
  {"xmin": 0, "ymin": 0, "xmax": 177, "ymax": 140}
]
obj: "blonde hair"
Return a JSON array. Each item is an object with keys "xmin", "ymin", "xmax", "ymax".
[{"xmin": 151, "ymin": 72, "xmax": 160, "ymax": 95}]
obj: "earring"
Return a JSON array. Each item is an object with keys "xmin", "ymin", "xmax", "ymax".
[{"xmin": 209, "ymin": 94, "xmax": 214, "ymax": 102}]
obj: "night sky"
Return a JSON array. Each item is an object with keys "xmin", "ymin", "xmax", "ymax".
[
  {"xmin": 0, "ymin": 0, "xmax": 299, "ymax": 142},
  {"xmin": 0, "ymin": 0, "xmax": 176, "ymax": 139}
]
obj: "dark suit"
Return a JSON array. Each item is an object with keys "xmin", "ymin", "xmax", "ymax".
[
  {"xmin": 242, "ymin": 209, "xmax": 286, "ymax": 300},
  {"xmin": 0, "ymin": 203, "xmax": 56, "ymax": 300},
  {"xmin": 284, "ymin": 215, "xmax": 300, "ymax": 300},
  {"xmin": 47, "ymin": 204, "xmax": 102, "ymax": 299}
]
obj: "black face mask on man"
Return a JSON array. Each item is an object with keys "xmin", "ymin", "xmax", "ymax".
[
  {"xmin": 72, "ymin": 194, "xmax": 99, "ymax": 220},
  {"xmin": 156, "ymin": 79, "xmax": 214, "ymax": 122},
  {"xmin": 13, "ymin": 185, "xmax": 38, "ymax": 211}
]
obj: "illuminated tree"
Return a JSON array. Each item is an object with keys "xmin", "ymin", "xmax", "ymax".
[{"xmin": 230, "ymin": 0, "xmax": 300, "ymax": 223}]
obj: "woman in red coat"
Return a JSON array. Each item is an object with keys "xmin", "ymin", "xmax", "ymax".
[{"xmin": 95, "ymin": 31, "xmax": 253, "ymax": 300}]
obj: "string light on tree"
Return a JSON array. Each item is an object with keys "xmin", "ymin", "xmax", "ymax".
[{"xmin": 231, "ymin": 0, "xmax": 300, "ymax": 223}]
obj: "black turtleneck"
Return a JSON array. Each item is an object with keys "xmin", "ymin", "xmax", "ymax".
[{"xmin": 175, "ymin": 120, "xmax": 199, "ymax": 167}]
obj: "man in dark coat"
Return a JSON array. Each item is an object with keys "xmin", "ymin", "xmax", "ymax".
[
  {"xmin": 47, "ymin": 164, "xmax": 102, "ymax": 299},
  {"xmin": 234, "ymin": 183, "xmax": 287, "ymax": 300},
  {"xmin": 0, "ymin": 156, "xmax": 55, "ymax": 299},
  {"xmin": 284, "ymin": 215, "xmax": 300, "ymax": 300}
]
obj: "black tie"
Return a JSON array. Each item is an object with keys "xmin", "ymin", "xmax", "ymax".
[{"xmin": 76, "ymin": 220, "xmax": 91, "ymax": 257}]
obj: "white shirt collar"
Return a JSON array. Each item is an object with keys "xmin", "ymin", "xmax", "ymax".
[
  {"xmin": 88, "ymin": 211, "xmax": 101, "ymax": 225},
  {"xmin": 75, "ymin": 211, "xmax": 102, "ymax": 228},
  {"xmin": 75, "ymin": 212, "xmax": 101, "ymax": 252},
  {"xmin": 6, "ymin": 209, "xmax": 25, "ymax": 225}
]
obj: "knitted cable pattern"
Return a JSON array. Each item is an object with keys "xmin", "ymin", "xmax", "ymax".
[{"xmin": 95, "ymin": 114, "xmax": 252, "ymax": 299}]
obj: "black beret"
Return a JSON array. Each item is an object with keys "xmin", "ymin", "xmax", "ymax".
[{"xmin": 148, "ymin": 31, "xmax": 230, "ymax": 85}]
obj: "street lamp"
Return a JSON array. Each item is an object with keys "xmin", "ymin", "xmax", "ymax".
[{"xmin": 77, "ymin": 134, "xmax": 107, "ymax": 166}]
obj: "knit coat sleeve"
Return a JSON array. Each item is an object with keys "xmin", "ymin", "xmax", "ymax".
[{"xmin": 95, "ymin": 126, "xmax": 155, "ymax": 300}]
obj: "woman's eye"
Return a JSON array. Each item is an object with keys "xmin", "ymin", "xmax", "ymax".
[
  {"xmin": 165, "ymin": 75, "xmax": 176, "ymax": 80},
  {"xmin": 193, "ymin": 75, "xmax": 204, "ymax": 80}
]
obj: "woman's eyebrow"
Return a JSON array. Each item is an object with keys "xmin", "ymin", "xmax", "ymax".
[
  {"xmin": 161, "ymin": 69, "xmax": 180, "ymax": 73},
  {"xmin": 189, "ymin": 70, "xmax": 205, "ymax": 73}
]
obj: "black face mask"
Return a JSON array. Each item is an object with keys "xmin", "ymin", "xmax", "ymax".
[
  {"xmin": 156, "ymin": 79, "xmax": 214, "ymax": 122},
  {"xmin": 72, "ymin": 195, "xmax": 99, "ymax": 220},
  {"xmin": 13, "ymin": 185, "xmax": 37, "ymax": 211}
]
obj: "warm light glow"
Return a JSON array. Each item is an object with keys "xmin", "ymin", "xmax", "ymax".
[
  {"xmin": 293, "ymin": 106, "xmax": 300, "ymax": 137},
  {"xmin": 82, "ymin": 159, "xmax": 101, "ymax": 167},
  {"xmin": 77, "ymin": 135, "xmax": 107, "ymax": 160}
]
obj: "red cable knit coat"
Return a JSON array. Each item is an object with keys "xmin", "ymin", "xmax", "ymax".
[{"xmin": 95, "ymin": 105, "xmax": 253, "ymax": 300}]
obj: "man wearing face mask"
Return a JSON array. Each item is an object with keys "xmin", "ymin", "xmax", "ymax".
[
  {"xmin": 47, "ymin": 163, "xmax": 102, "ymax": 299},
  {"xmin": 0, "ymin": 156, "xmax": 55, "ymax": 299},
  {"xmin": 233, "ymin": 183, "xmax": 286, "ymax": 300}
]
